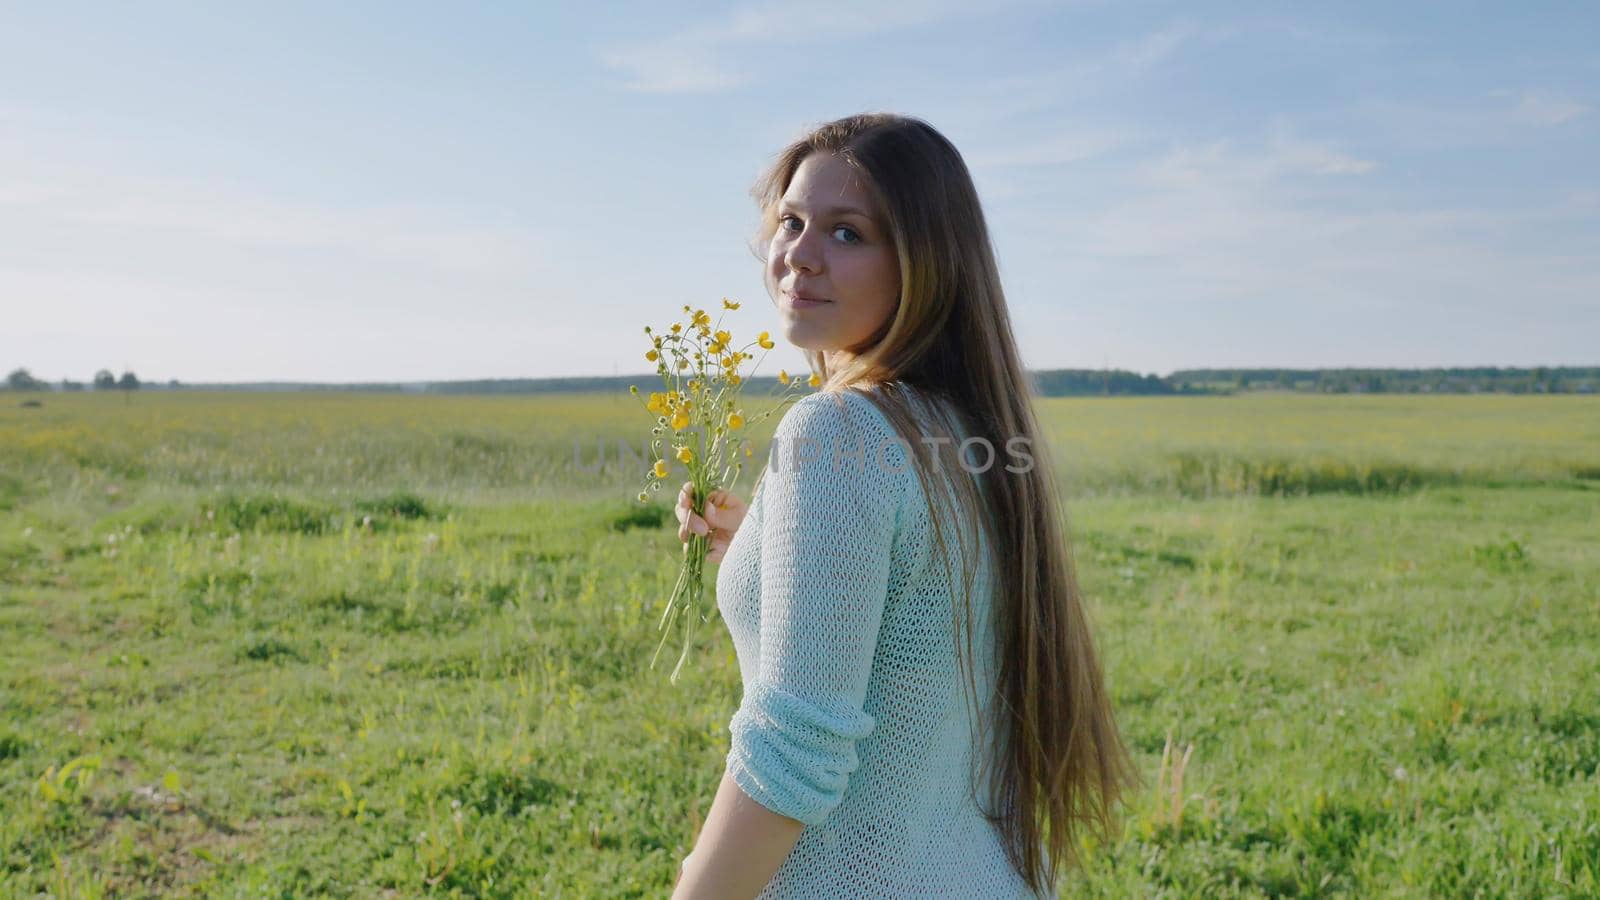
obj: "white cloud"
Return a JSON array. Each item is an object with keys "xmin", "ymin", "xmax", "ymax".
[
  {"xmin": 1113, "ymin": 19, "xmax": 1210, "ymax": 70},
  {"xmin": 997, "ymin": 123, "xmax": 1598, "ymax": 371},
  {"xmin": 595, "ymin": 46, "xmax": 744, "ymax": 95},
  {"xmin": 0, "ymin": 127, "xmax": 556, "ymax": 379},
  {"xmin": 1509, "ymin": 91, "xmax": 1591, "ymax": 126},
  {"xmin": 958, "ymin": 19, "xmax": 1237, "ymax": 120},
  {"xmin": 965, "ymin": 129, "xmax": 1126, "ymax": 169},
  {"xmin": 0, "ymin": 154, "xmax": 544, "ymax": 279},
  {"xmin": 1139, "ymin": 130, "xmax": 1376, "ymax": 193},
  {"xmin": 1358, "ymin": 89, "xmax": 1594, "ymax": 151},
  {"xmin": 597, "ymin": 0, "xmax": 979, "ymax": 94},
  {"xmin": 1010, "ymin": 128, "xmax": 1594, "ymax": 320},
  {"xmin": 1269, "ymin": 140, "xmax": 1378, "ymax": 176}
]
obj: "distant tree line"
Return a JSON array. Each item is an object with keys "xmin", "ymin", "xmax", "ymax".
[
  {"xmin": 6, "ymin": 368, "xmax": 143, "ymax": 391},
  {"xmin": 1168, "ymin": 366, "xmax": 1599, "ymax": 395},
  {"xmin": 427, "ymin": 372, "xmax": 1193, "ymax": 396},
  {"xmin": 5, "ymin": 365, "xmax": 1596, "ymax": 396},
  {"xmin": 1031, "ymin": 369, "xmax": 1184, "ymax": 396}
]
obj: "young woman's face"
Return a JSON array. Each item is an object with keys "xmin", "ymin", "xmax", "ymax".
[{"xmin": 766, "ymin": 152, "xmax": 900, "ymax": 365}]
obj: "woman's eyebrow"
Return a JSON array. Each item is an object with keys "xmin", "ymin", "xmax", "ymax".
[{"xmin": 779, "ymin": 201, "xmax": 873, "ymax": 219}]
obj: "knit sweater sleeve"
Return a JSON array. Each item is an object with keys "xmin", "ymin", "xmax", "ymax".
[{"xmin": 725, "ymin": 390, "xmax": 908, "ymax": 826}]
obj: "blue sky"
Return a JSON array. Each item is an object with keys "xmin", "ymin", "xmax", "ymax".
[{"xmin": 2, "ymin": 1, "xmax": 1595, "ymax": 383}]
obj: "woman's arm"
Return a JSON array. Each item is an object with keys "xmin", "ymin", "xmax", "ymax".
[
  {"xmin": 672, "ymin": 771, "xmax": 804, "ymax": 899},
  {"xmin": 674, "ymin": 391, "xmax": 904, "ymax": 897}
]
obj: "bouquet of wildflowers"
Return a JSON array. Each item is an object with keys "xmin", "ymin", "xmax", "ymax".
[{"xmin": 631, "ymin": 298, "xmax": 818, "ymax": 682}]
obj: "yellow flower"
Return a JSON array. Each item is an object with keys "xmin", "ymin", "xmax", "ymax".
[
  {"xmin": 675, "ymin": 445, "xmax": 694, "ymax": 464},
  {"xmin": 722, "ymin": 298, "xmax": 741, "ymax": 310},
  {"xmin": 692, "ymin": 309, "xmax": 711, "ymax": 328},
  {"xmin": 672, "ymin": 410, "xmax": 690, "ymax": 431},
  {"xmin": 808, "ymin": 373, "xmax": 821, "ymax": 387},
  {"xmin": 728, "ymin": 373, "xmax": 742, "ymax": 386},
  {"xmin": 646, "ymin": 392, "xmax": 668, "ymax": 415},
  {"xmin": 721, "ymin": 355, "xmax": 736, "ymax": 368},
  {"xmin": 758, "ymin": 331, "xmax": 774, "ymax": 349},
  {"xmin": 653, "ymin": 460, "xmax": 669, "ymax": 479},
  {"xmin": 645, "ymin": 349, "xmax": 659, "ymax": 362},
  {"xmin": 671, "ymin": 323, "xmax": 682, "ymax": 333},
  {"xmin": 708, "ymin": 341, "xmax": 725, "ymax": 355},
  {"xmin": 778, "ymin": 369, "xmax": 790, "ymax": 385},
  {"xmin": 726, "ymin": 412, "xmax": 744, "ymax": 429},
  {"xmin": 687, "ymin": 379, "xmax": 701, "ymax": 392},
  {"xmin": 714, "ymin": 330, "xmax": 731, "ymax": 346}
]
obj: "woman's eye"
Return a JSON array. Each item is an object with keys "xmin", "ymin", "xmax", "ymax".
[{"xmin": 779, "ymin": 215, "xmax": 860, "ymax": 244}]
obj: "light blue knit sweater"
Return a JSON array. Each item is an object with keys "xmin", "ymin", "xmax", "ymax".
[{"xmin": 716, "ymin": 386, "xmax": 1049, "ymax": 898}]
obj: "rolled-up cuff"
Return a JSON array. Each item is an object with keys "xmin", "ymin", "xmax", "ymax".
[{"xmin": 726, "ymin": 681, "xmax": 876, "ymax": 826}]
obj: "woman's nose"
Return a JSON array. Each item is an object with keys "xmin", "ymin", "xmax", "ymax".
[{"xmin": 784, "ymin": 229, "xmax": 822, "ymax": 274}]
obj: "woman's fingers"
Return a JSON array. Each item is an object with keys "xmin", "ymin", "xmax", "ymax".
[
  {"xmin": 677, "ymin": 509, "xmax": 708, "ymax": 542},
  {"xmin": 678, "ymin": 512, "xmax": 707, "ymax": 541},
  {"xmin": 676, "ymin": 483, "xmax": 746, "ymax": 548},
  {"xmin": 702, "ymin": 494, "xmax": 747, "ymax": 534},
  {"xmin": 706, "ymin": 489, "xmax": 746, "ymax": 512},
  {"xmin": 706, "ymin": 532, "xmax": 731, "ymax": 564},
  {"xmin": 676, "ymin": 482, "xmax": 705, "ymax": 542}
]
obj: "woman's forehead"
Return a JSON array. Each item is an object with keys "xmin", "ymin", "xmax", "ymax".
[{"xmin": 784, "ymin": 157, "xmax": 879, "ymax": 217}]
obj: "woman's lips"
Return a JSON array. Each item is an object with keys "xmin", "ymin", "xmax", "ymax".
[{"xmin": 785, "ymin": 291, "xmax": 830, "ymax": 309}]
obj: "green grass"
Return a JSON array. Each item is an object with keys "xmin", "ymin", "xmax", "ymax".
[{"xmin": 1, "ymin": 391, "xmax": 1597, "ymax": 896}]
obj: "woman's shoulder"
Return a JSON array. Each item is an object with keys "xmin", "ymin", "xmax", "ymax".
[
  {"xmin": 776, "ymin": 387, "xmax": 899, "ymax": 443},
  {"xmin": 767, "ymin": 388, "xmax": 914, "ymax": 502}
]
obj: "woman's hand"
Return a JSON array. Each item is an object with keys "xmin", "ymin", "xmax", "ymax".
[{"xmin": 676, "ymin": 481, "xmax": 748, "ymax": 565}]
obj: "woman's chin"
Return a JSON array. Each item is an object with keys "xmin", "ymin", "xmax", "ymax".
[{"xmin": 779, "ymin": 326, "xmax": 824, "ymax": 352}]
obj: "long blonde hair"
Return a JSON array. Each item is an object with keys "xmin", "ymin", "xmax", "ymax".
[{"xmin": 749, "ymin": 112, "xmax": 1140, "ymax": 895}]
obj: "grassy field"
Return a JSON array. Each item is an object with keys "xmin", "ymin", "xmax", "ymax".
[{"xmin": 1, "ymin": 391, "xmax": 1597, "ymax": 897}]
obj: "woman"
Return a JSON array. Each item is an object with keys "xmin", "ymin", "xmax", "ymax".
[{"xmin": 671, "ymin": 113, "xmax": 1138, "ymax": 898}]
